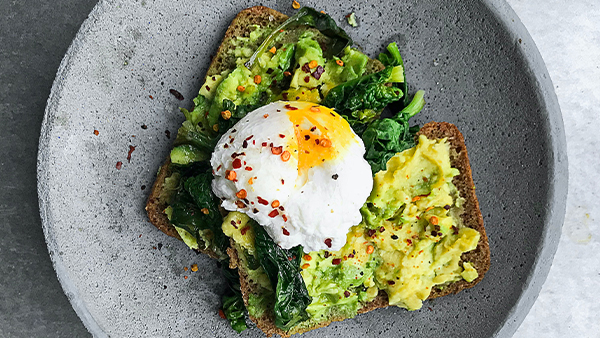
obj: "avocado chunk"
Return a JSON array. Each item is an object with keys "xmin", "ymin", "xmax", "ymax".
[{"xmin": 170, "ymin": 144, "xmax": 207, "ymax": 165}]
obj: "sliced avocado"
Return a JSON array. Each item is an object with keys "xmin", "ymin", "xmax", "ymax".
[{"xmin": 170, "ymin": 144, "xmax": 207, "ymax": 165}]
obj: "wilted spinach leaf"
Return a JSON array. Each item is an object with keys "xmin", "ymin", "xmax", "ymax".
[
  {"xmin": 362, "ymin": 90, "xmax": 425, "ymax": 173},
  {"xmin": 253, "ymin": 224, "xmax": 311, "ymax": 330},
  {"xmin": 221, "ymin": 263, "xmax": 248, "ymax": 333},
  {"xmin": 322, "ymin": 62, "xmax": 405, "ymax": 134},
  {"xmin": 168, "ymin": 171, "xmax": 228, "ymax": 256}
]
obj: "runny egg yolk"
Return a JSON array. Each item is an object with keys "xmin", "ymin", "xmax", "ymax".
[{"xmin": 286, "ymin": 104, "xmax": 359, "ymax": 177}]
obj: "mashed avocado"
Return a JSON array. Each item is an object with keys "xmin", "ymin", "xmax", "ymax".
[{"xmin": 222, "ymin": 135, "xmax": 481, "ymax": 326}]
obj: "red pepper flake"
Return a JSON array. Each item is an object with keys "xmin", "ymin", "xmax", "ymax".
[
  {"xmin": 245, "ymin": 166, "xmax": 252, "ymax": 171},
  {"xmin": 235, "ymin": 200, "xmax": 246, "ymax": 208},
  {"xmin": 257, "ymin": 197, "xmax": 269, "ymax": 205},
  {"xmin": 279, "ymin": 134, "xmax": 285, "ymax": 138},
  {"xmin": 282, "ymin": 215, "xmax": 288, "ymax": 222},
  {"xmin": 332, "ymin": 258, "xmax": 341, "ymax": 265},
  {"xmin": 115, "ymin": 161, "xmax": 122, "ymax": 170},
  {"xmin": 216, "ymin": 165, "xmax": 222, "ymax": 171},
  {"xmin": 406, "ymin": 239, "xmax": 413, "ymax": 245},
  {"xmin": 310, "ymin": 126, "xmax": 317, "ymax": 132},
  {"xmin": 284, "ymin": 71, "xmax": 292, "ymax": 76},
  {"xmin": 232, "ymin": 158, "xmax": 242, "ymax": 169},
  {"xmin": 348, "ymin": 253, "xmax": 355, "ymax": 258},
  {"xmin": 312, "ymin": 65, "xmax": 325, "ymax": 80},
  {"xmin": 253, "ymin": 208, "xmax": 259, "ymax": 214},
  {"xmin": 218, "ymin": 309, "xmax": 226, "ymax": 319},
  {"xmin": 271, "ymin": 146, "xmax": 283, "ymax": 155},
  {"xmin": 284, "ymin": 104, "xmax": 298, "ymax": 110},
  {"xmin": 245, "ymin": 135, "xmax": 253, "ymax": 141},
  {"xmin": 281, "ymin": 179, "xmax": 285, "ymax": 185},
  {"xmin": 236, "ymin": 189, "xmax": 247, "ymax": 199},
  {"xmin": 304, "ymin": 135, "xmax": 310, "ymax": 140},
  {"xmin": 225, "ymin": 170, "xmax": 237, "ymax": 181},
  {"xmin": 230, "ymin": 220, "xmax": 238, "ymax": 229},
  {"xmin": 304, "ymin": 75, "xmax": 310, "ymax": 83},
  {"xmin": 169, "ymin": 89, "xmax": 184, "ymax": 100},
  {"xmin": 282, "ymin": 228, "xmax": 290, "ymax": 236},
  {"xmin": 367, "ymin": 229, "xmax": 376, "ymax": 237},
  {"xmin": 344, "ymin": 290, "xmax": 350, "ymax": 297},
  {"xmin": 301, "ymin": 62, "xmax": 311, "ymax": 73},
  {"xmin": 278, "ymin": 206, "xmax": 285, "ymax": 211},
  {"xmin": 379, "ymin": 226, "xmax": 385, "ymax": 233},
  {"xmin": 127, "ymin": 145, "xmax": 136, "ymax": 163},
  {"xmin": 93, "ymin": 129, "xmax": 99, "ymax": 136},
  {"xmin": 223, "ymin": 144, "xmax": 229, "ymax": 149},
  {"xmin": 149, "ymin": 95, "xmax": 154, "ymax": 99},
  {"xmin": 268, "ymin": 210, "xmax": 279, "ymax": 218},
  {"xmin": 388, "ymin": 280, "xmax": 396, "ymax": 285},
  {"xmin": 324, "ymin": 238, "xmax": 332, "ymax": 248},
  {"xmin": 205, "ymin": 85, "xmax": 211, "ymax": 92}
]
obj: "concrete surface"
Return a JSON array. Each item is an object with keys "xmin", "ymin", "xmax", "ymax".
[{"xmin": 0, "ymin": 1, "xmax": 97, "ymax": 337}]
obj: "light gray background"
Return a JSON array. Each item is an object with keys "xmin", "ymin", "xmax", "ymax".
[{"xmin": 0, "ymin": 0, "xmax": 596, "ymax": 337}]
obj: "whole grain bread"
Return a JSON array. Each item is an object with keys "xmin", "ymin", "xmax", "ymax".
[
  {"xmin": 145, "ymin": 6, "xmax": 384, "ymax": 255},
  {"xmin": 230, "ymin": 121, "xmax": 490, "ymax": 337}
]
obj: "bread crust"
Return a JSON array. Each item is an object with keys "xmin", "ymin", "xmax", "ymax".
[{"xmin": 232, "ymin": 122, "xmax": 490, "ymax": 337}]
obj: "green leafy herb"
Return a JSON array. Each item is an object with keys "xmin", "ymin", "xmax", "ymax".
[
  {"xmin": 173, "ymin": 120, "xmax": 218, "ymax": 153},
  {"xmin": 378, "ymin": 42, "xmax": 409, "ymax": 107},
  {"xmin": 168, "ymin": 171, "xmax": 228, "ymax": 256},
  {"xmin": 321, "ymin": 65, "xmax": 405, "ymax": 131},
  {"xmin": 361, "ymin": 90, "xmax": 426, "ymax": 173},
  {"xmin": 253, "ymin": 224, "xmax": 311, "ymax": 330},
  {"xmin": 221, "ymin": 263, "xmax": 248, "ymax": 333},
  {"xmin": 245, "ymin": 7, "xmax": 352, "ymax": 69}
]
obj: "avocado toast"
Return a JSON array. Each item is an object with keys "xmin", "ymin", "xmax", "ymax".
[{"xmin": 146, "ymin": 5, "xmax": 489, "ymax": 336}]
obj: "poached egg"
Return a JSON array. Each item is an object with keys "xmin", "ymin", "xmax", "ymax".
[{"xmin": 210, "ymin": 101, "xmax": 373, "ymax": 252}]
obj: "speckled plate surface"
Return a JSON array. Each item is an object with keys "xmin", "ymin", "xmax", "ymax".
[{"xmin": 37, "ymin": 0, "xmax": 567, "ymax": 337}]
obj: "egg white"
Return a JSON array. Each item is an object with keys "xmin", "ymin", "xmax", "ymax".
[{"xmin": 211, "ymin": 101, "xmax": 373, "ymax": 252}]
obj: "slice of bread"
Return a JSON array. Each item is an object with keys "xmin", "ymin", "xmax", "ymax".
[
  {"xmin": 229, "ymin": 121, "xmax": 490, "ymax": 337},
  {"xmin": 145, "ymin": 6, "xmax": 384, "ymax": 254}
]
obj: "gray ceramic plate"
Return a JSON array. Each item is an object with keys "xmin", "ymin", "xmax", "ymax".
[{"xmin": 37, "ymin": 0, "xmax": 567, "ymax": 337}]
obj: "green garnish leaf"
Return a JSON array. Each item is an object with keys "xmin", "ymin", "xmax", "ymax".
[
  {"xmin": 361, "ymin": 90, "xmax": 426, "ymax": 173},
  {"xmin": 221, "ymin": 263, "xmax": 248, "ymax": 333},
  {"xmin": 253, "ymin": 224, "xmax": 311, "ymax": 330}
]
